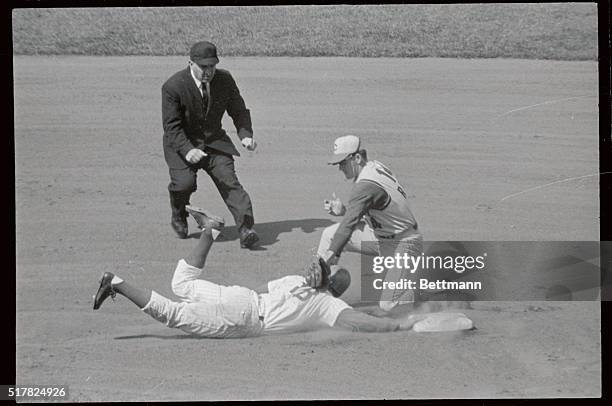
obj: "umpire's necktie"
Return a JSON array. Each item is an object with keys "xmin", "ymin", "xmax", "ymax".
[{"xmin": 201, "ymin": 82, "xmax": 211, "ymax": 117}]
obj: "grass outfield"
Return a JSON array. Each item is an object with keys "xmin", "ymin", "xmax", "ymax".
[{"xmin": 12, "ymin": 4, "xmax": 597, "ymax": 60}]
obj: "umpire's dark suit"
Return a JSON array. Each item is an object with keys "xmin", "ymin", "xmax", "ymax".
[{"xmin": 162, "ymin": 67, "xmax": 255, "ymax": 234}]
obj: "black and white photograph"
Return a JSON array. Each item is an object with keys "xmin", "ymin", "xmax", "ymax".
[{"xmin": 11, "ymin": 2, "xmax": 607, "ymax": 401}]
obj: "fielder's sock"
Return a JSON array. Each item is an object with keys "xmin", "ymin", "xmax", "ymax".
[{"xmin": 111, "ymin": 275, "xmax": 124, "ymax": 286}]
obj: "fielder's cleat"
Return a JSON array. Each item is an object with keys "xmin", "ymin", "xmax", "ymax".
[
  {"xmin": 393, "ymin": 290, "xmax": 415, "ymax": 307},
  {"xmin": 378, "ymin": 301, "xmax": 396, "ymax": 312},
  {"xmin": 171, "ymin": 216, "xmax": 188, "ymax": 239},
  {"xmin": 93, "ymin": 272, "xmax": 116, "ymax": 310},
  {"xmin": 185, "ymin": 205, "xmax": 225, "ymax": 232},
  {"xmin": 239, "ymin": 228, "xmax": 259, "ymax": 249}
]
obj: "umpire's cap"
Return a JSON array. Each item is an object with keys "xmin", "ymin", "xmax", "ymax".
[
  {"xmin": 328, "ymin": 267, "xmax": 351, "ymax": 297},
  {"xmin": 190, "ymin": 41, "xmax": 219, "ymax": 65}
]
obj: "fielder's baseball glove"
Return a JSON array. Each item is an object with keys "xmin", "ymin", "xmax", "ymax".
[{"xmin": 305, "ymin": 257, "xmax": 331, "ymax": 289}]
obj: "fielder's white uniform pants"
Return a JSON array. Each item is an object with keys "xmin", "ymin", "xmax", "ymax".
[
  {"xmin": 317, "ymin": 221, "xmax": 423, "ymax": 311},
  {"xmin": 141, "ymin": 259, "xmax": 263, "ymax": 338}
]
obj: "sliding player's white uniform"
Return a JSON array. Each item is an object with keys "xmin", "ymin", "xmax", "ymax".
[{"xmin": 141, "ymin": 259, "xmax": 350, "ymax": 338}]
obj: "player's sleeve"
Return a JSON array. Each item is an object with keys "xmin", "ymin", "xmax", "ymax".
[
  {"xmin": 328, "ymin": 182, "xmax": 389, "ymax": 255},
  {"xmin": 267, "ymin": 275, "xmax": 307, "ymax": 293},
  {"xmin": 318, "ymin": 296, "xmax": 352, "ymax": 327},
  {"xmin": 223, "ymin": 72, "xmax": 253, "ymax": 140},
  {"xmin": 162, "ymin": 82, "xmax": 196, "ymax": 157},
  {"xmin": 333, "ymin": 308, "xmax": 400, "ymax": 332}
]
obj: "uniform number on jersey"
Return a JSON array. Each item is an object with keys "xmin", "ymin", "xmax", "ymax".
[
  {"xmin": 397, "ymin": 185, "xmax": 407, "ymax": 199},
  {"xmin": 375, "ymin": 166, "xmax": 407, "ymax": 199},
  {"xmin": 289, "ymin": 284, "xmax": 315, "ymax": 301},
  {"xmin": 375, "ymin": 166, "xmax": 396, "ymax": 183}
]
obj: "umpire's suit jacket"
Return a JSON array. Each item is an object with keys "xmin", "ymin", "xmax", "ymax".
[{"xmin": 162, "ymin": 67, "xmax": 253, "ymax": 169}]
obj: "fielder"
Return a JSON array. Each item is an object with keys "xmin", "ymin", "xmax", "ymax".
[
  {"xmin": 92, "ymin": 207, "xmax": 427, "ymax": 337},
  {"xmin": 318, "ymin": 135, "xmax": 423, "ymax": 312}
]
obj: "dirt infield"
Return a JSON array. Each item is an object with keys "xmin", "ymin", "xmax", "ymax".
[{"xmin": 14, "ymin": 56, "xmax": 600, "ymax": 400}]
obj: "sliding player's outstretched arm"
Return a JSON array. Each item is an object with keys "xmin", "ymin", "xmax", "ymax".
[{"xmin": 334, "ymin": 308, "xmax": 425, "ymax": 333}]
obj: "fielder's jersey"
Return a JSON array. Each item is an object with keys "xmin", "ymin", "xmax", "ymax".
[
  {"xmin": 260, "ymin": 275, "xmax": 351, "ymax": 334},
  {"xmin": 356, "ymin": 160, "xmax": 417, "ymax": 238}
]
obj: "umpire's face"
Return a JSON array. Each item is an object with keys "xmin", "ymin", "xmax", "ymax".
[{"xmin": 189, "ymin": 60, "xmax": 217, "ymax": 83}]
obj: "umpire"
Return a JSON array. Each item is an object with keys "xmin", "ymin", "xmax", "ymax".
[{"xmin": 161, "ymin": 41, "xmax": 259, "ymax": 248}]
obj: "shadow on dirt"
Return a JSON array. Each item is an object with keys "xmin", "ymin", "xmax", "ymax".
[
  {"xmin": 113, "ymin": 334, "xmax": 262, "ymax": 340},
  {"xmin": 187, "ymin": 217, "xmax": 335, "ymax": 247},
  {"xmin": 114, "ymin": 334, "xmax": 197, "ymax": 340}
]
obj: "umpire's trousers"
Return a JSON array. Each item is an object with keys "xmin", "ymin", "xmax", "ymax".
[{"xmin": 168, "ymin": 152, "xmax": 254, "ymax": 230}]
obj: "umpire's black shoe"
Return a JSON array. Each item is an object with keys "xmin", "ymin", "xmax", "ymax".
[
  {"xmin": 171, "ymin": 216, "xmax": 188, "ymax": 239},
  {"xmin": 185, "ymin": 205, "xmax": 225, "ymax": 232},
  {"xmin": 93, "ymin": 272, "xmax": 116, "ymax": 310},
  {"xmin": 240, "ymin": 227, "xmax": 259, "ymax": 249}
]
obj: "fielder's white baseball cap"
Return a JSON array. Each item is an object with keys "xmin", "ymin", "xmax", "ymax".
[{"xmin": 328, "ymin": 135, "xmax": 361, "ymax": 165}]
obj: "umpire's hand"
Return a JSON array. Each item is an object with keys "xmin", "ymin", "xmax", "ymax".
[
  {"xmin": 241, "ymin": 137, "xmax": 257, "ymax": 151},
  {"xmin": 186, "ymin": 148, "xmax": 207, "ymax": 164}
]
